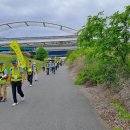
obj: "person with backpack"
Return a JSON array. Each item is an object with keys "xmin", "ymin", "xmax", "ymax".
[
  {"xmin": 0, "ymin": 62, "xmax": 8, "ymax": 102},
  {"xmin": 9, "ymin": 60, "xmax": 24, "ymax": 106},
  {"xmin": 27, "ymin": 60, "xmax": 33, "ymax": 87}
]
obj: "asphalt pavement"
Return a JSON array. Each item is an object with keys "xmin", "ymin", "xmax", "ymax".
[{"xmin": 0, "ymin": 66, "xmax": 108, "ymax": 130}]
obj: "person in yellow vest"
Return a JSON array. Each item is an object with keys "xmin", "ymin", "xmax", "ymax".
[
  {"xmin": 0, "ymin": 62, "xmax": 8, "ymax": 102},
  {"xmin": 10, "ymin": 60, "xmax": 24, "ymax": 106},
  {"xmin": 27, "ymin": 60, "xmax": 33, "ymax": 87},
  {"xmin": 46, "ymin": 61, "xmax": 49, "ymax": 75}
]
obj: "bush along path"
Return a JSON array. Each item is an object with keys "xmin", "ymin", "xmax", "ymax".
[{"xmin": 67, "ymin": 5, "xmax": 130, "ymax": 130}]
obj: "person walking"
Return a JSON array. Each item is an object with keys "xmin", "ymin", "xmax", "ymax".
[
  {"xmin": 59, "ymin": 59, "xmax": 62, "ymax": 66},
  {"xmin": 9, "ymin": 60, "xmax": 24, "ymax": 106},
  {"xmin": 46, "ymin": 61, "xmax": 49, "ymax": 75},
  {"xmin": 55, "ymin": 61, "xmax": 59, "ymax": 71},
  {"xmin": 32, "ymin": 62, "xmax": 38, "ymax": 81},
  {"xmin": 27, "ymin": 60, "xmax": 33, "ymax": 86},
  {"xmin": 50, "ymin": 60, "xmax": 55, "ymax": 74},
  {"xmin": 42, "ymin": 61, "xmax": 46, "ymax": 72},
  {"xmin": 0, "ymin": 62, "xmax": 8, "ymax": 102}
]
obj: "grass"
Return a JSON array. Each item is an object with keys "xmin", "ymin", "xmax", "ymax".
[{"xmin": 0, "ymin": 53, "xmax": 42, "ymax": 72}]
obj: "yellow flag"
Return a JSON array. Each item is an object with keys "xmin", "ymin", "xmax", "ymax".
[{"xmin": 9, "ymin": 40, "xmax": 26, "ymax": 68}]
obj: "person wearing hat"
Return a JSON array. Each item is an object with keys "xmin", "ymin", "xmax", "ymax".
[
  {"xmin": 0, "ymin": 62, "xmax": 8, "ymax": 102},
  {"xmin": 10, "ymin": 60, "xmax": 24, "ymax": 106},
  {"xmin": 27, "ymin": 60, "xmax": 33, "ymax": 86}
]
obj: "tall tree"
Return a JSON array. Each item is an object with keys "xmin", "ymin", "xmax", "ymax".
[{"xmin": 35, "ymin": 47, "xmax": 48, "ymax": 61}]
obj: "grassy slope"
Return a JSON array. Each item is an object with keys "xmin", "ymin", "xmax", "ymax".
[{"xmin": 0, "ymin": 54, "xmax": 42, "ymax": 72}]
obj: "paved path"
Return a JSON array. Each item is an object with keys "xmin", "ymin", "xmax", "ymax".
[{"xmin": 0, "ymin": 66, "xmax": 108, "ymax": 130}]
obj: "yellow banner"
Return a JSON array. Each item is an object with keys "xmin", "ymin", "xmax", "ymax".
[{"xmin": 9, "ymin": 40, "xmax": 26, "ymax": 68}]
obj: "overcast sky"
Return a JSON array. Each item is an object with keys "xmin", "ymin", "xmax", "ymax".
[{"xmin": 0, "ymin": 0, "xmax": 129, "ymax": 37}]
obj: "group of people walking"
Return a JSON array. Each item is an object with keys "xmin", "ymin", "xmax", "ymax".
[
  {"xmin": 0, "ymin": 59, "xmax": 38, "ymax": 106},
  {"xmin": 0, "ymin": 58, "xmax": 64, "ymax": 106},
  {"xmin": 42, "ymin": 58, "xmax": 63, "ymax": 75}
]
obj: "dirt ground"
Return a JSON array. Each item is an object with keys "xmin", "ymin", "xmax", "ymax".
[{"xmin": 81, "ymin": 86, "xmax": 130, "ymax": 130}]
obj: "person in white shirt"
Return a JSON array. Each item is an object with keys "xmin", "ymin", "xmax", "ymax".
[{"xmin": 32, "ymin": 62, "xmax": 38, "ymax": 81}]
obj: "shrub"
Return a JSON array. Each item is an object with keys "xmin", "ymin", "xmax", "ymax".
[{"xmin": 75, "ymin": 69, "xmax": 88, "ymax": 85}]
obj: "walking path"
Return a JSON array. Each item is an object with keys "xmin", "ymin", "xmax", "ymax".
[{"xmin": 0, "ymin": 66, "xmax": 108, "ymax": 130}]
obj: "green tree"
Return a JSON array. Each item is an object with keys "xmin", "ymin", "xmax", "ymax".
[
  {"xmin": 35, "ymin": 47, "xmax": 48, "ymax": 61},
  {"xmin": 72, "ymin": 5, "xmax": 130, "ymax": 86}
]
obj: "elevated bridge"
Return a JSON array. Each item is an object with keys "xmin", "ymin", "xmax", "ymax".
[
  {"xmin": 0, "ymin": 21, "xmax": 78, "ymax": 34},
  {"xmin": 0, "ymin": 21, "xmax": 79, "ymax": 56},
  {"xmin": 0, "ymin": 35, "xmax": 77, "ymax": 47},
  {"xmin": 0, "ymin": 46, "xmax": 77, "ymax": 57}
]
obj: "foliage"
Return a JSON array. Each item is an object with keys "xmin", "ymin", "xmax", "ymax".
[
  {"xmin": 67, "ymin": 6, "xmax": 130, "ymax": 86},
  {"xmin": 75, "ymin": 69, "xmax": 88, "ymax": 85},
  {"xmin": 35, "ymin": 47, "xmax": 48, "ymax": 61},
  {"xmin": 113, "ymin": 128, "xmax": 122, "ymax": 130},
  {"xmin": 112, "ymin": 101, "xmax": 130, "ymax": 119},
  {"xmin": 112, "ymin": 101, "xmax": 130, "ymax": 130},
  {"xmin": 67, "ymin": 48, "xmax": 88, "ymax": 64},
  {"xmin": 84, "ymin": 57, "xmax": 106, "ymax": 84}
]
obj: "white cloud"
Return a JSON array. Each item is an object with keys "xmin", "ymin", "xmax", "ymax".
[{"xmin": 0, "ymin": 0, "xmax": 129, "ymax": 37}]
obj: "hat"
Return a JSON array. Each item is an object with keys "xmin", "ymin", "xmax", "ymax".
[
  {"xmin": 0, "ymin": 62, "xmax": 4, "ymax": 65},
  {"xmin": 12, "ymin": 59, "xmax": 18, "ymax": 64}
]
